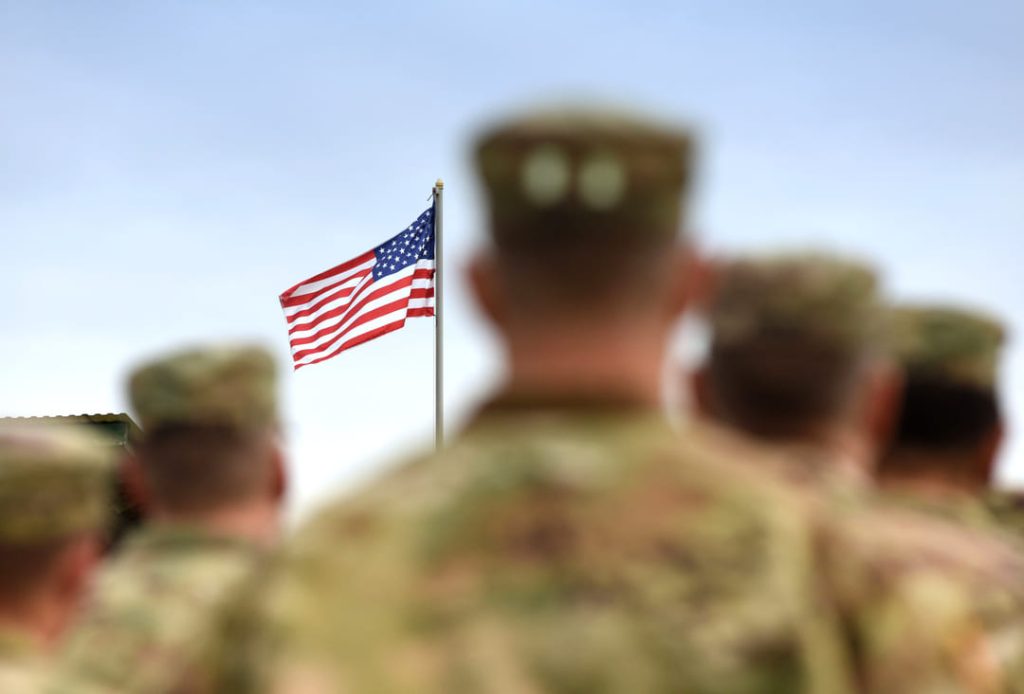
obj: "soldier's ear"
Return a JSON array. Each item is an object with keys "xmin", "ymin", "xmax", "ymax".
[
  {"xmin": 466, "ymin": 251, "xmax": 507, "ymax": 329},
  {"xmin": 976, "ymin": 421, "xmax": 1004, "ymax": 486},
  {"xmin": 121, "ymin": 454, "xmax": 153, "ymax": 514},
  {"xmin": 666, "ymin": 245, "xmax": 706, "ymax": 319},
  {"xmin": 689, "ymin": 366, "xmax": 715, "ymax": 420},
  {"xmin": 858, "ymin": 361, "xmax": 905, "ymax": 467},
  {"xmin": 269, "ymin": 443, "xmax": 287, "ymax": 504}
]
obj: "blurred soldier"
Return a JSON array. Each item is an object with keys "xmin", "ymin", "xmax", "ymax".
[
  {"xmin": 690, "ymin": 252, "xmax": 899, "ymax": 494},
  {"xmin": 987, "ymin": 489, "xmax": 1024, "ymax": 541},
  {"xmin": 692, "ymin": 256, "xmax": 1024, "ymax": 689},
  {"xmin": 876, "ymin": 305, "xmax": 1009, "ymax": 528},
  {"xmin": 51, "ymin": 344, "xmax": 286, "ymax": 693},
  {"xmin": 206, "ymin": 108, "xmax": 863, "ymax": 693},
  {"xmin": 202, "ymin": 111, "xmax": 1024, "ymax": 694},
  {"xmin": 0, "ymin": 424, "xmax": 113, "ymax": 692}
]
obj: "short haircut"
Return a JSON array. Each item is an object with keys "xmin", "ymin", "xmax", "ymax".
[
  {"xmin": 496, "ymin": 240, "xmax": 681, "ymax": 320},
  {"xmin": 891, "ymin": 372, "xmax": 1000, "ymax": 451},
  {"xmin": 707, "ymin": 335, "xmax": 868, "ymax": 439},
  {"xmin": 0, "ymin": 535, "xmax": 84, "ymax": 599},
  {"xmin": 139, "ymin": 424, "xmax": 275, "ymax": 513}
]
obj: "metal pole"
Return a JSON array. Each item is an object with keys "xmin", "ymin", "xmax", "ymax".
[{"xmin": 433, "ymin": 179, "xmax": 444, "ymax": 450}]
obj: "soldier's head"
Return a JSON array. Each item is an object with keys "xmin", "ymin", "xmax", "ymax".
[
  {"xmin": 876, "ymin": 305, "xmax": 1006, "ymax": 491},
  {"xmin": 693, "ymin": 252, "xmax": 899, "ymax": 464},
  {"xmin": 125, "ymin": 343, "xmax": 286, "ymax": 531},
  {"xmin": 467, "ymin": 106, "xmax": 701, "ymax": 399},
  {"xmin": 0, "ymin": 423, "xmax": 113, "ymax": 646}
]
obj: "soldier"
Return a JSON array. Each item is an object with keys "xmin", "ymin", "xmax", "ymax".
[
  {"xmin": 203, "ymin": 109, "xmax": 1024, "ymax": 693},
  {"xmin": 206, "ymin": 107, "xmax": 863, "ymax": 693},
  {"xmin": 50, "ymin": 344, "xmax": 286, "ymax": 693},
  {"xmin": 689, "ymin": 252, "xmax": 899, "ymax": 494},
  {"xmin": 0, "ymin": 423, "xmax": 113, "ymax": 692},
  {"xmin": 692, "ymin": 255, "xmax": 1024, "ymax": 689},
  {"xmin": 876, "ymin": 304, "xmax": 1009, "ymax": 528},
  {"xmin": 199, "ymin": 110, "xmax": 1024, "ymax": 694}
]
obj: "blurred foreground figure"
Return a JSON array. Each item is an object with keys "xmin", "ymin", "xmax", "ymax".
[
  {"xmin": 877, "ymin": 305, "xmax": 1009, "ymax": 527},
  {"xmin": 203, "ymin": 111, "xmax": 1024, "ymax": 694},
  {"xmin": 207, "ymin": 109, "xmax": 860, "ymax": 693},
  {"xmin": 694, "ymin": 255, "xmax": 1024, "ymax": 690},
  {"xmin": 0, "ymin": 424, "xmax": 112, "ymax": 692},
  {"xmin": 51, "ymin": 344, "xmax": 286, "ymax": 693},
  {"xmin": 692, "ymin": 252, "xmax": 896, "ymax": 492}
]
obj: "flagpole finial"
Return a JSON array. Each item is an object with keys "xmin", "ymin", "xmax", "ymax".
[{"xmin": 435, "ymin": 178, "xmax": 444, "ymax": 190}]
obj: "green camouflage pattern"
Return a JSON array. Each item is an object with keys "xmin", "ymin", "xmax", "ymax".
[
  {"xmin": 686, "ymin": 422, "xmax": 872, "ymax": 501},
  {"xmin": 984, "ymin": 490, "xmax": 1024, "ymax": 544},
  {"xmin": 878, "ymin": 488, "xmax": 1005, "ymax": 532},
  {"xmin": 693, "ymin": 421, "xmax": 1024, "ymax": 689},
  {"xmin": 0, "ymin": 422, "xmax": 114, "ymax": 543},
  {"xmin": 889, "ymin": 304, "xmax": 1006, "ymax": 389},
  {"xmin": 0, "ymin": 627, "xmax": 43, "ymax": 694},
  {"xmin": 709, "ymin": 252, "xmax": 882, "ymax": 351},
  {"xmin": 475, "ymin": 107, "xmax": 693, "ymax": 248},
  {"xmin": 814, "ymin": 498, "xmax": 1024, "ymax": 692},
  {"xmin": 129, "ymin": 343, "xmax": 278, "ymax": 433},
  {"xmin": 207, "ymin": 406, "xmax": 849, "ymax": 694},
  {"xmin": 50, "ymin": 524, "xmax": 264, "ymax": 694},
  {"xmin": 199, "ymin": 404, "xmax": 1024, "ymax": 693}
]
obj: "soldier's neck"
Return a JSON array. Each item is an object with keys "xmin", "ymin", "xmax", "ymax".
[
  {"xmin": 877, "ymin": 451, "xmax": 986, "ymax": 500},
  {"xmin": 502, "ymin": 328, "xmax": 666, "ymax": 409},
  {"xmin": 0, "ymin": 592, "xmax": 66, "ymax": 652},
  {"xmin": 151, "ymin": 501, "xmax": 281, "ymax": 547}
]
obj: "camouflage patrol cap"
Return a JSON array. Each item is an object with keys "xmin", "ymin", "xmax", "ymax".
[
  {"xmin": 890, "ymin": 304, "xmax": 1005, "ymax": 389},
  {"xmin": 129, "ymin": 343, "xmax": 278, "ymax": 433},
  {"xmin": 709, "ymin": 252, "xmax": 882, "ymax": 351},
  {"xmin": 474, "ymin": 106, "xmax": 694, "ymax": 249},
  {"xmin": 0, "ymin": 423, "xmax": 114, "ymax": 543}
]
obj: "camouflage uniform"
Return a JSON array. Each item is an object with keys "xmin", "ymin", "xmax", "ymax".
[
  {"xmin": 50, "ymin": 345, "xmax": 279, "ymax": 694},
  {"xmin": 0, "ymin": 423, "xmax": 114, "ymax": 693},
  {"xmin": 0, "ymin": 629, "xmax": 43, "ymax": 694},
  {"xmin": 702, "ymin": 252, "xmax": 885, "ymax": 496},
  {"xmin": 214, "ymin": 403, "xmax": 864, "ymax": 693},
  {"xmin": 880, "ymin": 305, "xmax": 1010, "ymax": 531},
  {"xmin": 703, "ymin": 256, "xmax": 1024, "ymax": 690},
  {"xmin": 890, "ymin": 305, "xmax": 1005, "ymax": 392},
  {"xmin": 203, "ymin": 110, "xmax": 861, "ymax": 694},
  {"xmin": 985, "ymin": 490, "xmax": 1024, "ymax": 542},
  {"xmin": 204, "ymin": 110, "xmax": 1024, "ymax": 693}
]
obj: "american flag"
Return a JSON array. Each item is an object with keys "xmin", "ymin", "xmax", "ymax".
[{"xmin": 280, "ymin": 207, "xmax": 436, "ymax": 369}]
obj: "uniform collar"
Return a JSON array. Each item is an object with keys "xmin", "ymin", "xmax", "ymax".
[
  {"xmin": 118, "ymin": 523, "xmax": 262, "ymax": 555},
  {"xmin": 0, "ymin": 626, "xmax": 38, "ymax": 662},
  {"xmin": 468, "ymin": 389, "xmax": 660, "ymax": 425}
]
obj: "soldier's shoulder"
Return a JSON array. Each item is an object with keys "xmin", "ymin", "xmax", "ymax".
[
  {"xmin": 817, "ymin": 496, "xmax": 1024, "ymax": 652},
  {"xmin": 54, "ymin": 528, "xmax": 265, "ymax": 693},
  {"xmin": 831, "ymin": 498, "xmax": 1024, "ymax": 574},
  {"xmin": 0, "ymin": 663, "xmax": 44, "ymax": 694},
  {"xmin": 90, "ymin": 526, "xmax": 261, "ymax": 604}
]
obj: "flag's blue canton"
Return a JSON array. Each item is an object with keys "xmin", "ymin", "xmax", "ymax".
[{"xmin": 372, "ymin": 207, "xmax": 436, "ymax": 280}]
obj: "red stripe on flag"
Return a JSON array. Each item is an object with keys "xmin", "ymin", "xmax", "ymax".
[
  {"xmin": 290, "ymin": 293, "xmax": 417, "ymax": 362},
  {"xmin": 280, "ymin": 208, "xmax": 436, "ymax": 368},
  {"xmin": 287, "ymin": 273, "xmax": 418, "ymax": 349},
  {"xmin": 283, "ymin": 271, "xmax": 373, "ymax": 323},
  {"xmin": 279, "ymin": 250, "xmax": 375, "ymax": 303},
  {"xmin": 295, "ymin": 320, "xmax": 409, "ymax": 370}
]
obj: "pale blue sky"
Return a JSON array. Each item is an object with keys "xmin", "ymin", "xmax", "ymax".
[{"xmin": 2, "ymin": 1, "xmax": 1022, "ymax": 516}]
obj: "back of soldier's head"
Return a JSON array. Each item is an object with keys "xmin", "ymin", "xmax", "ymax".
[
  {"xmin": 703, "ymin": 251, "xmax": 884, "ymax": 439},
  {"xmin": 129, "ymin": 343, "xmax": 281, "ymax": 514},
  {"xmin": 881, "ymin": 305, "xmax": 1005, "ymax": 481},
  {"xmin": 0, "ymin": 423, "xmax": 113, "ymax": 600},
  {"xmin": 473, "ymin": 105, "xmax": 695, "ymax": 321}
]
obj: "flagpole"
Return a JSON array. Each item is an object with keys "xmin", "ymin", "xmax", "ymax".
[{"xmin": 433, "ymin": 179, "xmax": 444, "ymax": 451}]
